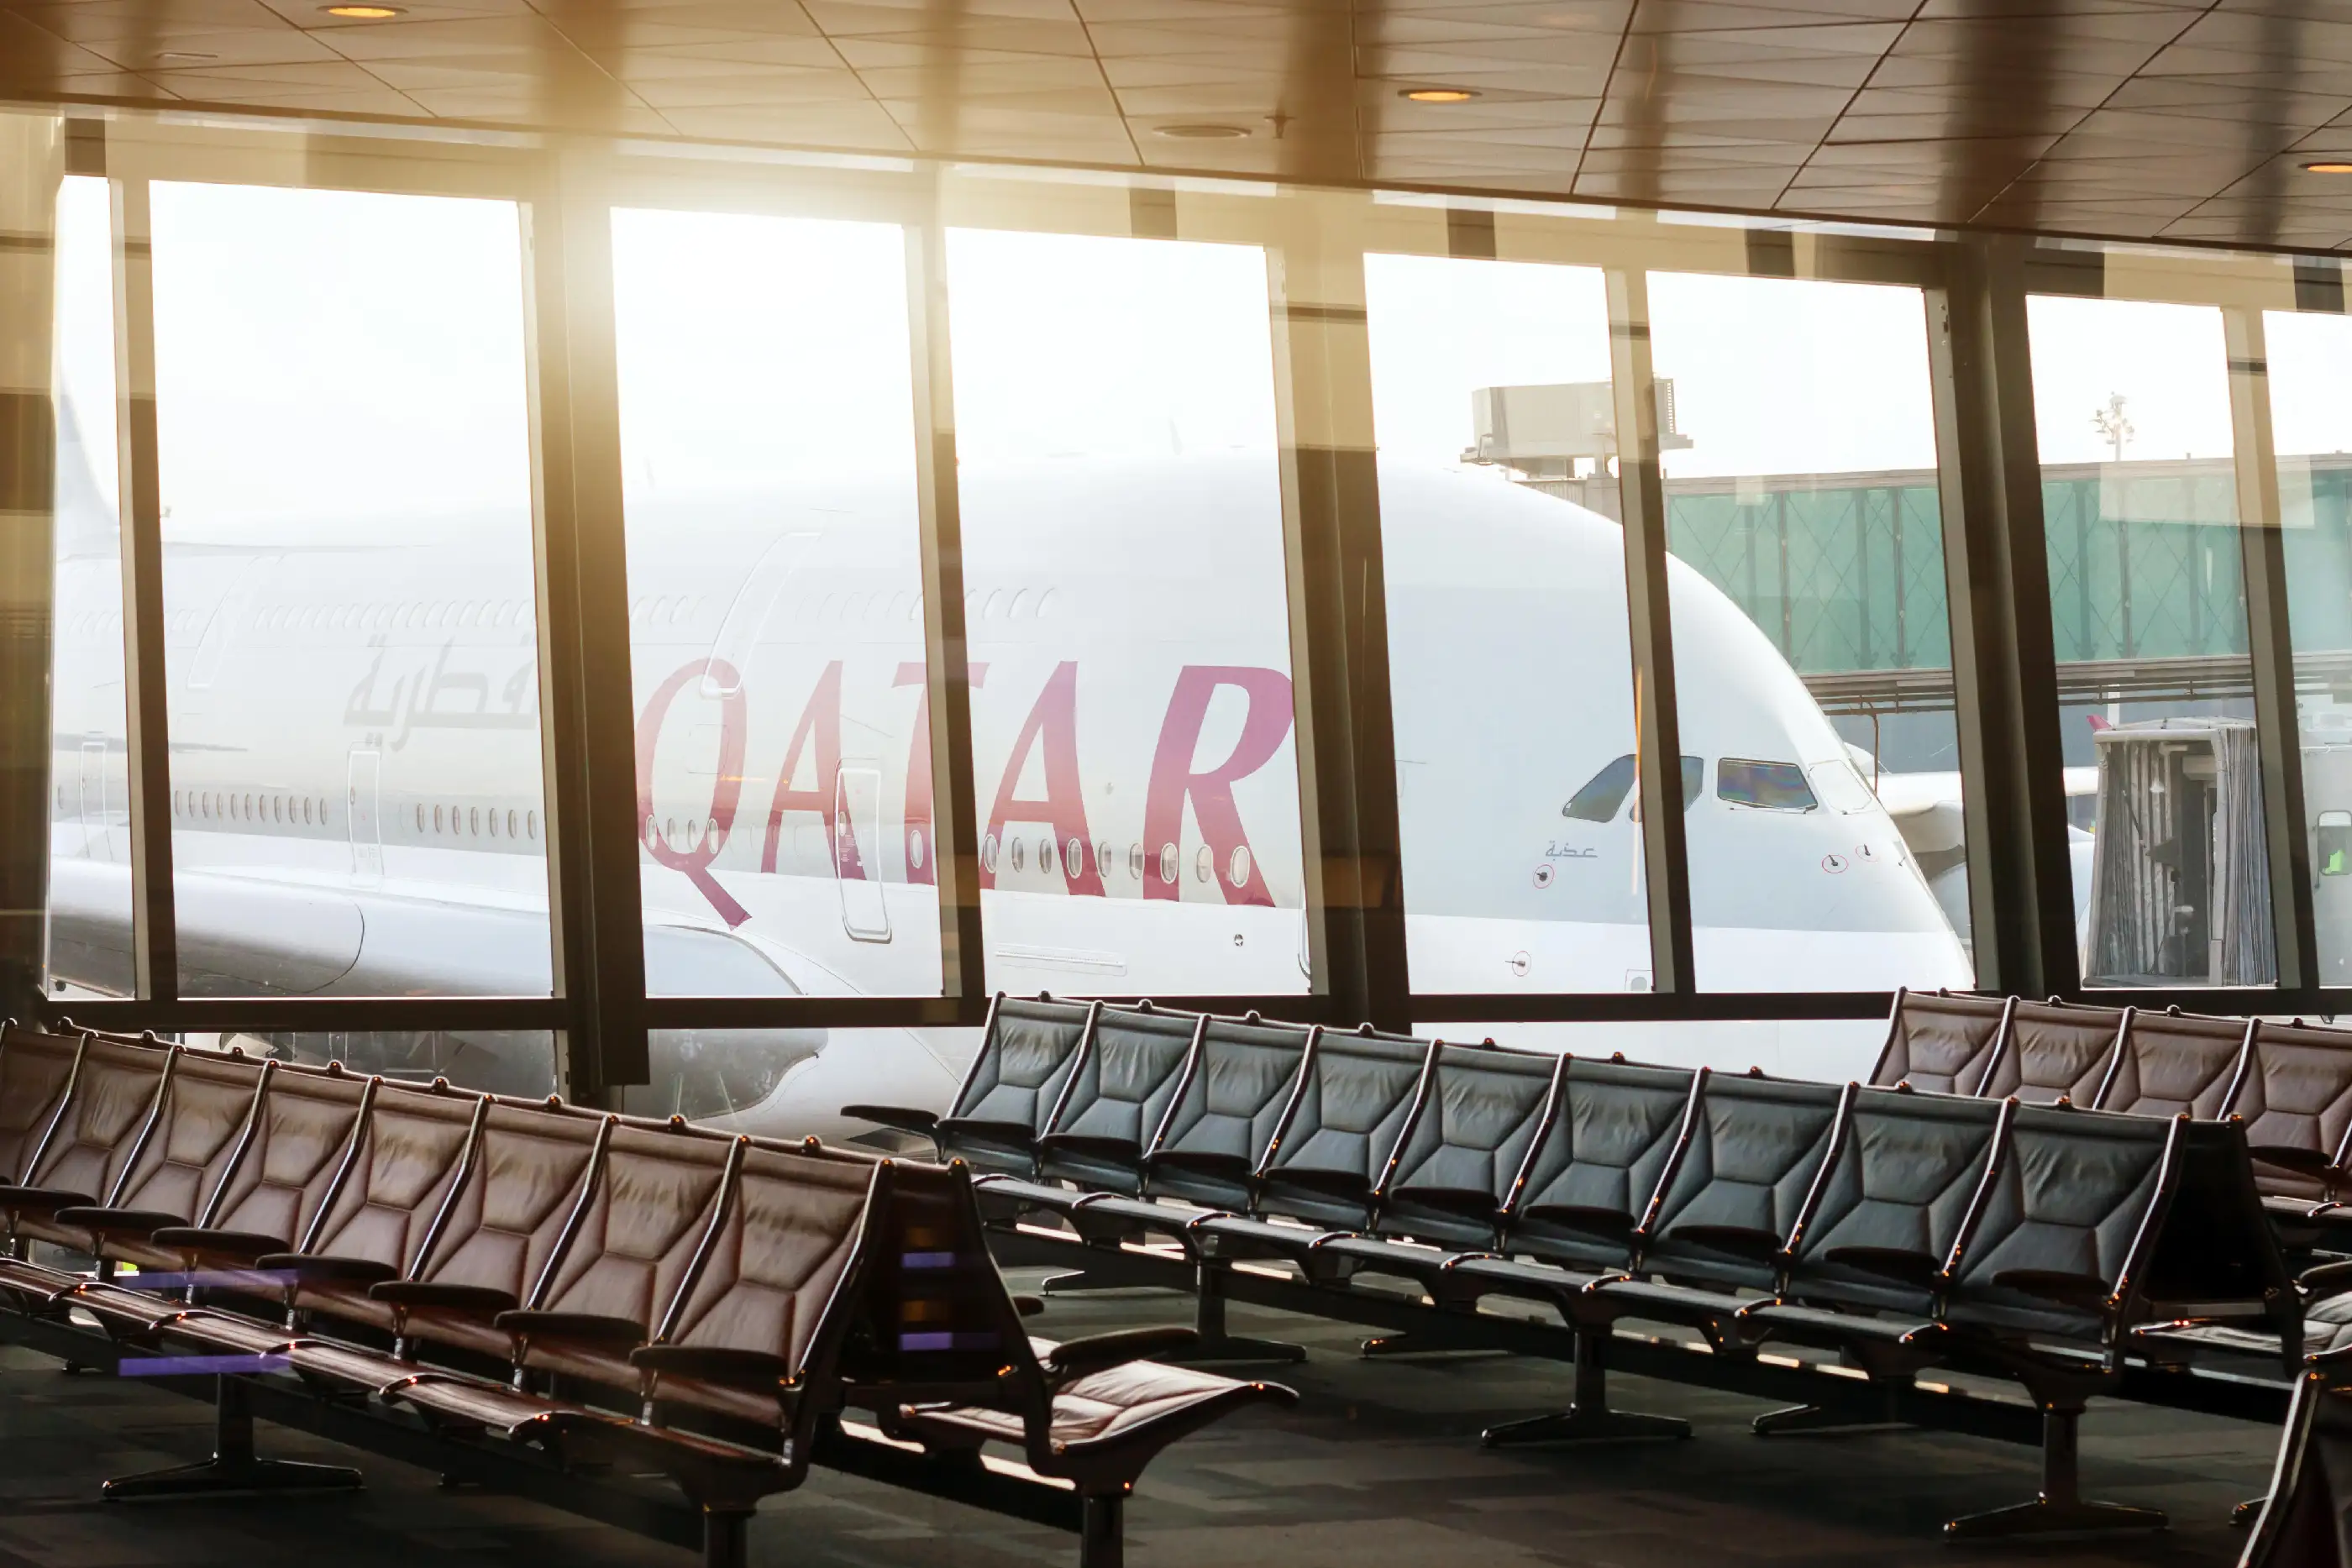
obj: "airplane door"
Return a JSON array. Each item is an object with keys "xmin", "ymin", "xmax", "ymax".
[
  {"xmin": 834, "ymin": 763, "xmax": 891, "ymax": 943},
  {"xmin": 347, "ymin": 747, "xmax": 383, "ymax": 886},
  {"xmin": 76, "ymin": 738, "xmax": 109, "ymax": 857}
]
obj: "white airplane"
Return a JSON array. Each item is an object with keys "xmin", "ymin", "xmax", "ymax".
[{"xmin": 45, "ymin": 402, "xmax": 1972, "ymax": 1139}]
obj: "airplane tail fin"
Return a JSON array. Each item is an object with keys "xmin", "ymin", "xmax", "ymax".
[{"xmin": 53, "ymin": 391, "xmax": 121, "ymax": 560}]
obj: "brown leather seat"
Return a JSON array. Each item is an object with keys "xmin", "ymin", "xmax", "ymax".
[
  {"xmin": 370, "ymin": 1099, "xmax": 605, "ymax": 1361},
  {"xmin": 267, "ymin": 1078, "xmax": 484, "ymax": 1334},
  {"xmin": 1868, "ymin": 989, "xmax": 2013, "ymax": 1096},
  {"xmin": 2235, "ymin": 1020, "xmax": 2352, "ymax": 1209},
  {"xmin": 1975, "ymin": 999, "xmax": 2127, "ymax": 1104},
  {"xmin": 51, "ymin": 1049, "xmax": 270, "ymax": 1270},
  {"xmin": 0, "ymin": 1023, "xmax": 87, "ymax": 1186},
  {"xmin": 1, "ymin": 1036, "xmax": 176, "ymax": 1250},
  {"xmin": 2093, "ymin": 1009, "xmax": 2252, "ymax": 1121}
]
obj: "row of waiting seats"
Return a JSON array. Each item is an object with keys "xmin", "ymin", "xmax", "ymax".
[
  {"xmin": 851, "ymin": 991, "xmax": 2315, "ymax": 1539},
  {"xmin": 0, "ymin": 1020, "xmax": 1294, "ymax": 1568},
  {"xmin": 1872, "ymin": 989, "xmax": 2352, "ymax": 1239}
]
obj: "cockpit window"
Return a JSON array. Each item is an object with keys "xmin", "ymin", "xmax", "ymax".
[
  {"xmin": 1564, "ymin": 755, "xmax": 1636, "ymax": 821},
  {"xmin": 1719, "ymin": 758, "xmax": 1818, "ymax": 812},
  {"xmin": 1565, "ymin": 754, "xmax": 1704, "ymax": 821}
]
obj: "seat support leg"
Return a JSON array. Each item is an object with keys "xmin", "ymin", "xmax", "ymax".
[
  {"xmin": 702, "ymin": 1509, "xmax": 752, "ymax": 1568},
  {"xmin": 1481, "ymin": 1330, "xmax": 1690, "ymax": 1447},
  {"xmin": 1154, "ymin": 1264, "xmax": 1305, "ymax": 1365},
  {"xmin": 1038, "ymin": 1269, "xmax": 1142, "ymax": 1297},
  {"xmin": 103, "ymin": 1376, "xmax": 364, "ymax": 1502},
  {"xmin": 1079, "ymin": 1492, "xmax": 1124, "ymax": 1568},
  {"xmin": 1359, "ymin": 1333, "xmax": 1500, "ymax": 1360},
  {"xmin": 1751, "ymin": 1400, "xmax": 1908, "ymax": 1438},
  {"xmin": 1942, "ymin": 1407, "xmax": 2166, "ymax": 1539}
]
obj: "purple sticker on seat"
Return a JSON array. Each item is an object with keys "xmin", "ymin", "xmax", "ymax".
[
  {"xmin": 896, "ymin": 1331, "xmax": 999, "ymax": 1353},
  {"xmin": 900, "ymin": 1251, "xmax": 958, "ymax": 1270}
]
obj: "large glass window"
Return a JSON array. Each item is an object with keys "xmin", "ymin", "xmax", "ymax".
[
  {"xmin": 1364, "ymin": 253, "xmax": 1646, "ymax": 995},
  {"xmin": 46, "ymin": 174, "xmax": 133, "ymax": 1000},
  {"xmin": 1647, "ymin": 271, "xmax": 1973, "ymax": 996},
  {"xmin": 947, "ymin": 228, "xmax": 1307, "ymax": 998},
  {"xmin": 612, "ymin": 208, "xmax": 937, "ymax": 999},
  {"xmin": 2027, "ymin": 294, "xmax": 2271, "ymax": 987},
  {"xmin": 150, "ymin": 182, "xmax": 550, "ymax": 998},
  {"xmin": 2263, "ymin": 307, "xmax": 2352, "ymax": 983}
]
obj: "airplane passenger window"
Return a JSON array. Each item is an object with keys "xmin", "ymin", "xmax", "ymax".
[{"xmin": 1717, "ymin": 759, "xmax": 1818, "ymax": 812}]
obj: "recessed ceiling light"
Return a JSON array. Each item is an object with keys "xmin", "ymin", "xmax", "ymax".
[
  {"xmin": 1153, "ymin": 123, "xmax": 1250, "ymax": 139},
  {"xmin": 1403, "ymin": 87, "xmax": 1478, "ymax": 102},
  {"xmin": 321, "ymin": 4, "xmax": 404, "ymax": 17},
  {"xmin": 155, "ymin": 50, "xmax": 219, "ymax": 60},
  {"xmin": 2306, "ymin": 160, "xmax": 2352, "ymax": 174}
]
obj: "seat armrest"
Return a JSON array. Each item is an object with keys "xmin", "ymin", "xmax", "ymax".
[
  {"xmin": 2251, "ymin": 1145, "xmax": 2333, "ymax": 1176},
  {"xmin": 2302, "ymin": 1259, "xmax": 2352, "ymax": 1299},
  {"xmin": 630, "ymin": 1344, "xmax": 794, "ymax": 1385},
  {"xmin": 1388, "ymin": 1185, "xmax": 1504, "ymax": 1220},
  {"xmin": 494, "ymin": 1309, "xmax": 648, "ymax": 1345},
  {"xmin": 1517, "ymin": 1203, "xmax": 1635, "ymax": 1238},
  {"xmin": 841, "ymin": 1104, "xmax": 939, "ymax": 1137},
  {"xmin": 935, "ymin": 1115, "xmax": 1039, "ymax": 1146},
  {"xmin": 1819, "ymin": 1245, "xmax": 1940, "ymax": 1287},
  {"xmin": 52, "ymin": 1205, "xmax": 186, "ymax": 1237},
  {"xmin": 370, "ymin": 1281, "xmax": 521, "ymax": 1313},
  {"xmin": 1147, "ymin": 1150, "xmax": 1252, "ymax": 1179},
  {"xmin": 1039, "ymin": 1327, "xmax": 1200, "ymax": 1385},
  {"xmin": 1659, "ymin": 1223, "xmax": 1784, "ymax": 1261},
  {"xmin": 0, "ymin": 1186, "xmax": 97, "ymax": 1218},
  {"xmin": 1263, "ymin": 1168, "xmax": 1372, "ymax": 1200},
  {"xmin": 257, "ymin": 1252, "xmax": 401, "ymax": 1287},
  {"xmin": 150, "ymin": 1227, "xmax": 292, "ymax": 1261},
  {"xmin": 1037, "ymin": 1133, "xmax": 1143, "ymax": 1162},
  {"xmin": 1989, "ymin": 1268, "xmax": 2112, "ymax": 1310}
]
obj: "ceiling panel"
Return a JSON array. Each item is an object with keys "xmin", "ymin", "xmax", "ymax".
[{"xmin": 8, "ymin": 0, "xmax": 2352, "ymax": 249}]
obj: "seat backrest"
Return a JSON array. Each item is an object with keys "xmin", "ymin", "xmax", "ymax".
[
  {"xmin": 1254, "ymin": 1030, "xmax": 1434, "ymax": 1228},
  {"xmin": 301, "ymin": 1080, "xmax": 482, "ymax": 1275},
  {"xmin": 1869, "ymin": 990, "xmax": 2011, "ymax": 1095},
  {"xmin": 2237, "ymin": 1020, "xmax": 2352, "ymax": 1201},
  {"xmin": 1638, "ymin": 1072, "xmax": 1845, "ymax": 1291},
  {"xmin": 407, "ymin": 1099, "xmax": 603, "ymax": 1302},
  {"xmin": 528, "ymin": 1121, "xmax": 737, "ymax": 1334},
  {"xmin": 21, "ymin": 1036, "xmax": 174, "ymax": 1207},
  {"xmin": 940, "ymin": 995, "xmax": 1095, "ymax": 1171},
  {"xmin": 1036, "ymin": 1005, "xmax": 1201, "ymax": 1192},
  {"xmin": 1144, "ymin": 1015, "xmax": 1314, "ymax": 1209},
  {"xmin": 108, "ymin": 1049, "xmax": 270, "ymax": 1225},
  {"xmin": 1781, "ymin": 1087, "xmax": 2006, "ymax": 1315},
  {"xmin": 1377, "ymin": 1045, "xmax": 1557, "ymax": 1247},
  {"xmin": 650, "ymin": 1140, "xmax": 878, "ymax": 1419},
  {"xmin": 2095, "ymin": 1009, "xmax": 2250, "ymax": 1121},
  {"xmin": 0, "ymin": 1025, "xmax": 85, "ymax": 1185},
  {"xmin": 1507, "ymin": 1058, "xmax": 1696, "ymax": 1269},
  {"xmin": 1942, "ymin": 1102, "xmax": 2171, "ymax": 1345},
  {"xmin": 1977, "ymin": 1000, "xmax": 2126, "ymax": 1104},
  {"xmin": 198, "ymin": 1065, "xmax": 376, "ymax": 1248}
]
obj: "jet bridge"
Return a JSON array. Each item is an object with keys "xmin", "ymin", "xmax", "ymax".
[{"xmin": 2082, "ymin": 717, "xmax": 2274, "ymax": 987}]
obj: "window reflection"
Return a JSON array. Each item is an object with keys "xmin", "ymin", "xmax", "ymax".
[
  {"xmin": 1647, "ymin": 271, "xmax": 1972, "ymax": 994},
  {"xmin": 948, "ymin": 228, "xmax": 1307, "ymax": 998},
  {"xmin": 2028, "ymin": 295, "xmax": 2273, "ymax": 988},
  {"xmin": 46, "ymin": 175, "xmax": 132, "ymax": 999},
  {"xmin": 149, "ymin": 182, "xmax": 551, "ymax": 999},
  {"xmin": 1367, "ymin": 253, "xmax": 1645, "ymax": 995},
  {"xmin": 612, "ymin": 208, "xmax": 937, "ymax": 999}
]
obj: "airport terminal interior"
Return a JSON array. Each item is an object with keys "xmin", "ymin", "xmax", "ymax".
[{"xmin": 12, "ymin": 6, "xmax": 2352, "ymax": 1565}]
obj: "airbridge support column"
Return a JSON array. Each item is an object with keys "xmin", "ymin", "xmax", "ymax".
[
  {"xmin": 1265, "ymin": 196, "xmax": 1410, "ymax": 1032},
  {"xmin": 0, "ymin": 114, "xmax": 61, "ymax": 1025}
]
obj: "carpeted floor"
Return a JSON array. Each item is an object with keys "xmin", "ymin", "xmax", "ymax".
[{"xmin": 0, "ymin": 1271, "xmax": 2279, "ymax": 1568}]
